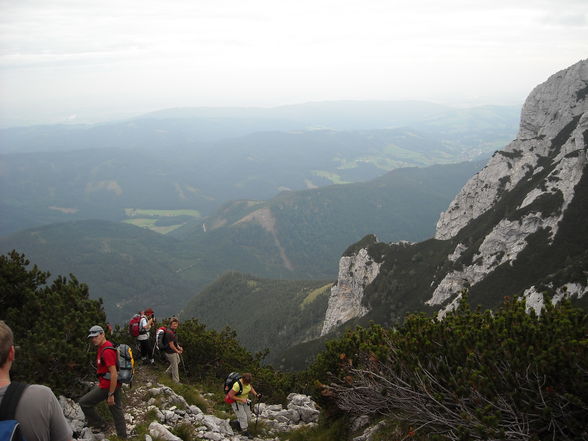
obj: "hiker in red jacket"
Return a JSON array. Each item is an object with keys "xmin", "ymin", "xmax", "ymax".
[{"xmin": 79, "ymin": 325, "xmax": 127, "ymax": 438}]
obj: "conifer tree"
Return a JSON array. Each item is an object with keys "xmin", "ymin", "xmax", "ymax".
[{"xmin": 1, "ymin": 251, "xmax": 106, "ymax": 395}]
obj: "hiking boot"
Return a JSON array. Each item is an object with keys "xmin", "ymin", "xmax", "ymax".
[
  {"xmin": 90, "ymin": 423, "xmax": 109, "ymax": 434},
  {"xmin": 229, "ymin": 420, "xmax": 240, "ymax": 431}
]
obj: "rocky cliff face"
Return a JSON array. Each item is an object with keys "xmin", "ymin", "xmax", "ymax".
[
  {"xmin": 321, "ymin": 247, "xmax": 382, "ymax": 336},
  {"xmin": 321, "ymin": 59, "xmax": 588, "ymax": 333},
  {"xmin": 431, "ymin": 59, "xmax": 588, "ymax": 314},
  {"xmin": 436, "ymin": 60, "xmax": 588, "ymax": 241}
]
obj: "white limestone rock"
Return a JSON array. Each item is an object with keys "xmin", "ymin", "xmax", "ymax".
[
  {"xmin": 149, "ymin": 422, "xmax": 182, "ymax": 441},
  {"xmin": 321, "ymin": 248, "xmax": 382, "ymax": 335},
  {"xmin": 58, "ymin": 395, "xmax": 86, "ymax": 433},
  {"xmin": 524, "ymin": 283, "xmax": 588, "ymax": 314}
]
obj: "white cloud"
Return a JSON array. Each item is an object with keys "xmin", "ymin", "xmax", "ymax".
[{"xmin": 0, "ymin": 0, "xmax": 587, "ymax": 126}]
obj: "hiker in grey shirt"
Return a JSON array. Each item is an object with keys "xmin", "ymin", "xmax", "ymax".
[{"xmin": 0, "ymin": 320, "xmax": 73, "ymax": 441}]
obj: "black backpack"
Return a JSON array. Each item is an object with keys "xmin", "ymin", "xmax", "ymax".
[
  {"xmin": 0, "ymin": 382, "xmax": 29, "ymax": 441},
  {"xmin": 224, "ymin": 372, "xmax": 243, "ymax": 396}
]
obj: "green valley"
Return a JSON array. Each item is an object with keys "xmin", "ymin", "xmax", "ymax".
[{"xmin": 0, "ymin": 160, "xmax": 483, "ymax": 325}]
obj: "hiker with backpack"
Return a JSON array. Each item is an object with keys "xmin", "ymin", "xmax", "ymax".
[
  {"xmin": 134, "ymin": 308, "xmax": 155, "ymax": 365},
  {"xmin": 79, "ymin": 325, "xmax": 127, "ymax": 438},
  {"xmin": 0, "ymin": 320, "xmax": 73, "ymax": 441},
  {"xmin": 225, "ymin": 372, "xmax": 260, "ymax": 438},
  {"xmin": 162, "ymin": 318, "xmax": 183, "ymax": 383}
]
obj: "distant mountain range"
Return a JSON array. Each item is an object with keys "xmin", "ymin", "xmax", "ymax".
[
  {"xmin": 1, "ymin": 100, "xmax": 515, "ymax": 152},
  {"xmin": 0, "ymin": 101, "xmax": 519, "ymax": 236}
]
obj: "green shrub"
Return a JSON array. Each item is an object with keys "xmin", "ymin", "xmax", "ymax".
[
  {"xmin": 1, "ymin": 251, "xmax": 106, "ymax": 395},
  {"xmin": 324, "ymin": 294, "xmax": 588, "ymax": 440},
  {"xmin": 171, "ymin": 422, "xmax": 196, "ymax": 441},
  {"xmin": 279, "ymin": 415, "xmax": 348, "ymax": 441}
]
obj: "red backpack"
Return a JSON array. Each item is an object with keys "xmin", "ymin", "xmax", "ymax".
[{"xmin": 128, "ymin": 314, "xmax": 143, "ymax": 337}]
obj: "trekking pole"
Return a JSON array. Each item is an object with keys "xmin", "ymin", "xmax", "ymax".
[
  {"xmin": 179, "ymin": 353, "xmax": 187, "ymax": 375},
  {"xmin": 255, "ymin": 393, "xmax": 262, "ymax": 432}
]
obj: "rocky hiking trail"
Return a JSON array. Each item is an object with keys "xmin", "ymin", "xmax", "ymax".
[{"xmin": 60, "ymin": 363, "xmax": 321, "ymax": 441}]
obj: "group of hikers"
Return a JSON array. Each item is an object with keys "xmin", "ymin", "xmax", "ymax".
[
  {"xmin": 0, "ymin": 309, "xmax": 261, "ymax": 440},
  {"xmin": 128, "ymin": 309, "xmax": 184, "ymax": 383}
]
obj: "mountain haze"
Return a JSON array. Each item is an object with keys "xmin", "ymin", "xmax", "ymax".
[
  {"xmin": 0, "ymin": 102, "xmax": 518, "ymax": 236},
  {"xmin": 0, "ymin": 100, "xmax": 452, "ymax": 153}
]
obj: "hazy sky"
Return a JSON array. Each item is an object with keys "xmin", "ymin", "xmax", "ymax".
[{"xmin": 1, "ymin": 0, "xmax": 587, "ymax": 127}]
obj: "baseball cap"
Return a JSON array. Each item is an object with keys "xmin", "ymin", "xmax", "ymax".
[{"xmin": 87, "ymin": 325, "xmax": 105, "ymax": 338}]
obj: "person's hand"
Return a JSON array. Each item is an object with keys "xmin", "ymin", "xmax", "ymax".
[
  {"xmin": 107, "ymin": 393, "xmax": 115, "ymax": 406},
  {"xmin": 246, "ymin": 399, "xmax": 252, "ymax": 405}
]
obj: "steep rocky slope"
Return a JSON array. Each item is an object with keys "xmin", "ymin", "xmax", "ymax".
[{"xmin": 321, "ymin": 59, "xmax": 588, "ymax": 332}]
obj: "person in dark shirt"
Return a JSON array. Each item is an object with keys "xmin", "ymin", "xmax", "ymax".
[{"xmin": 163, "ymin": 318, "xmax": 183, "ymax": 383}]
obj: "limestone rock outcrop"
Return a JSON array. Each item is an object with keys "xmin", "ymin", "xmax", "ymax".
[
  {"xmin": 321, "ymin": 247, "xmax": 382, "ymax": 336},
  {"xmin": 430, "ymin": 59, "xmax": 588, "ymax": 313}
]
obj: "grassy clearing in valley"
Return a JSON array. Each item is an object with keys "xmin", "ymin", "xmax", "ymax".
[
  {"xmin": 123, "ymin": 208, "xmax": 202, "ymax": 234},
  {"xmin": 125, "ymin": 208, "xmax": 201, "ymax": 218}
]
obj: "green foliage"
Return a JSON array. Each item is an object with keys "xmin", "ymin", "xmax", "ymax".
[
  {"xmin": 0, "ymin": 220, "xmax": 194, "ymax": 323},
  {"xmin": 322, "ymin": 295, "xmax": 588, "ymax": 440},
  {"xmin": 156, "ymin": 317, "xmax": 295, "ymax": 403},
  {"xmin": 0, "ymin": 250, "xmax": 106, "ymax": 395},
  {"xmin": 278, "ymin": 415, "xmax": 348, "ymax": 441},
  {"xmin": 182, "ymin": 272, "xmax": 332, "ymax": 365},
  {"xmin": 343, "ymin": 234, "xmax": 378, "ymax": 257},
  {"xmin": 157, "ymin": 379, "xmax": 209, "ymax": 411},
  {"xmin": 171, "ymin": 422, "xmax": 196, "ymax": 441}
]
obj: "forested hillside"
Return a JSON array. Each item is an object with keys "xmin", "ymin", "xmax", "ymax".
[
  {"xmin": 0, "ymin": 221, "xmax": 194, "ymax": 322},
  {"xmin": 1, "ymin": 161, "xmax": 483, "ymax": 323},
  {"xmin": 174, "ymin": 161, "xmax": 485, "ymax": 278},
  {"xmin": 182, "ymin": 272, "xmax": 333, "ymax": 363}
]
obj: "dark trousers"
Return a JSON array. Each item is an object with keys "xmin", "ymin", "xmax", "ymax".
[
  {"xmin": 138, "ymin": 338, "xmax": 152, "ymax": 360},
  {"xmin": 79, "ymin": 385, "xmax": 127, "ymax": 438}
]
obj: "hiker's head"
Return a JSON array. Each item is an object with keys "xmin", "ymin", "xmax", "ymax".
[
  {"xmin": 87, "ymin": 325, "xmax": 106, "ymax": 346},
  {"xmin": 0, "ymin": 321, "xmax": 15, "ymax": 369},
  {"xmin": 170, "ymin": 317, "xmax": 179, "ymax": 330},
  {"xmin": 241, "ymin": 373, "xmax": 252, "ymax": 385},
  {"xmin": 144, "ymin": 308, "xmax": 154, "ymax": 318}
]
